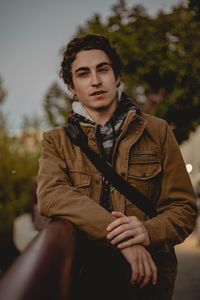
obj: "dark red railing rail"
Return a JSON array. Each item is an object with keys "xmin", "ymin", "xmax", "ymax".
[{"xmin": 0, "ymin": 219, "xmax": 76, "ymax": 300}]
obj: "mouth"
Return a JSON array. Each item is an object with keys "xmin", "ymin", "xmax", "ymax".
[{"xmin": 90, "ymin": 90, "xmax": 106, "ymax": 96}]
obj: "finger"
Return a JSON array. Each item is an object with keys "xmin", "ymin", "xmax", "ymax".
[
  {"xmin": 111, "ymin": 211, "xmax": 125, "ymax": 218},
  {"xmin": 117, "ymin": 229, "xmax": 149, "ymax": 248},
  {"xmin": 139, "ymin": 255, "xmax": 152, "ymax": 288},
  {"xmin": 107, "ymin": 223, "xmax": 132, "ymax": 240},
  {"xmin": 136, "ymin": 250, "xmax": 145, "ymax": 285},
  {"xmin": 148, "ymin": 257, "xmax": 157, "ymax": 285},
  {"xmin": 106, "ymin": 216, "xmax": 128, "ymax": 231},
  {"xmin": 109, "ymin": 230, "xmax": 134, "ymax": 245},
  {"xmin": 130, "ymin": 261, "xmax": 139, "ymax": 285},
  {"xmin": 117, "ymin": 234, "xmax": 145, "ymax": 249}
]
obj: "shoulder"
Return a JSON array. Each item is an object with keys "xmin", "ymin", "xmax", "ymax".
[
  {"xmin": 138, "ymin": 112, "xmax": 171, "ymax": 148},
  {"xmin": 141, "ymin": 112, "xmax": 168, "ymax": 134},
  {"xmin": 42, "ymin": 126, "xmax": 66, "ymax": 139},
  {"xmin": 141, "ymin": 112, "xmax": 167, "ymax": 126},
  {"xmin": 42, "ymin": 126, "xmax": 68, "ymax": 146}
]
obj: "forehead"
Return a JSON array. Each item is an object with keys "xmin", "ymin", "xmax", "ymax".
[{"xmin": 71, "ymin": 49, "xmax": 111, "ymax": 72}]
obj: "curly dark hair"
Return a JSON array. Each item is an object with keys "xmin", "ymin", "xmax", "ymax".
[{"xmin": 60, "ymin": 34, "xmax": 122, "ymax": 87}]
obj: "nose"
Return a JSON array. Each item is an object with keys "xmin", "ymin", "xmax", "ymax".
[{"xmin": 90, "ymin": 72, "xmax": 101, "ymax": 87}]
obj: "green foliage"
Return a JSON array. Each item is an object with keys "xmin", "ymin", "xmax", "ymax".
[
  {"xmin": 43, "ymin": 0, "xmax": 200, "ymax": 144},
  {"xmin": 75, "ymin": 0, "xmax": 200, "ymax": 144},
  {"xmin": 0, "ymin": 75, "xmax": 7, "ymax": 105},
  {"xmin": 0, "ymin": 129, "xmax": 41, "ymax": 247},
  {"xmin": 43, "ymin": 82, "xmax": 73, "ymax": 127},
  {"xmin": 0, "ymin": 78, "xmax": 41, "ymax": 253},
  {"xmin": 188, "ymin": 0, "xmax": 200, "ymax": 17},
  {"xmin": 0, "ymin": 75, "xmax": 7, "ymax": 129}
]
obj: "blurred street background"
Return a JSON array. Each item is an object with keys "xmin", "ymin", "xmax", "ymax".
[
  {"xmin": 1, "ymin": 0, "xmax": 200, "ymax": 298},
  {"xmin": 173, "ymin": 221, "xmax": 200, "ymax": 300}
]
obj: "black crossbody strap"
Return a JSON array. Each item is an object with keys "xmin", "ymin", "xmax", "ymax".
[{"xmin": 65, "ymin": 123, "xmax": 157, "ymax": 218}]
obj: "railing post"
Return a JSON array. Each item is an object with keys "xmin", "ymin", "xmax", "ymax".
[{"xmin": 0, "ymin": 219, "xmax": 77, "ymax": 300}]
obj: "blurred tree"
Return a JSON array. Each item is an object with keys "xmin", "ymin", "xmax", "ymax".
[
  {"xmin": 0, "ymin": 75, "xmax": 7, "ymax": 129},
  {"xmin": 43, "ymin": 0, "xmax": 200, "ymax": 144},
  {"xmin": 188, "ymin": 0, "xmax": 200, "ymax": 17},
  {"xmin": 75, "ymin": 0, "xmax": 200, "ymax": 144},
  {"xmin": 21, "ymin": 114, "xmax": 43, "ymax": 131},
  {"xmin": 0, "ymin": 76, "xmax": 41, "ymax": 272},
  {"xmin": 0, "ymin": 134, "xmax": 40, "ymax": 237},
  {"xmin": 0, "ymin": 130, "xmax": 41, "ymax": 271},
  {"xmin": 43, "ymin": 82, "xmax": 73, "ymax": 127},
  {"xmin": 0, "ymin": 75, "xmax": 7, "ymax": 105}
]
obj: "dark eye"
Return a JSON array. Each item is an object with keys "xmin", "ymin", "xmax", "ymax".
[
  {"xmin": 78, "ymin": 71, "xmax": 88, "ymax": 77},
  {"xmin": 99, "ymin": 68, "xmax": 108, "ymax": 72}
]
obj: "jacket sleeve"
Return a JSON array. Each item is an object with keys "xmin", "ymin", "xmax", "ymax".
[
  {"xmin": 37, "ymin": 130, "xmax": 115, "ymax": 240},
  {"xmin": 143, "ymin": 123, "xmax": 197, "ymax": 253}
]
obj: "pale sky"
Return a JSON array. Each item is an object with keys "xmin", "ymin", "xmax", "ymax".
[{"xmin": 0, "ymin": 0, "xmax": 183, "ymax": 130}]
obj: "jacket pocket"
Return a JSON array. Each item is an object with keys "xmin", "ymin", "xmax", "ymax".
[
  {"xmin": 68, "ymin": 170, "xmax": 91, "ymax": 196},
  {"xmin": 127, "ymin": 149, "xmax": 162, "ymax": 201}
]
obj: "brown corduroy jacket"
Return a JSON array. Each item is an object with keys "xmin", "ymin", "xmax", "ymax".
[{"xmin": 37, "ymin": 110, "xmax": 197, "ymax": 299}]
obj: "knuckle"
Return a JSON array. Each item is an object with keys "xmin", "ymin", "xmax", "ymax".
[
  {"xmin": 146, "ymin": 252, "xmax": 151, "ymax": 258},
  {"xmin": 128, "ymin": 229, "xmax": 134, "ymax": 235},
  {"xmin": 122, "ymin": 224, "xmax": 128, "ymax": 231},
  {"xmin": 140, "ymin": 272, "xmax": 145, "ymax": 278},
  {"xmin": 127, "ymin": 240, "xmax": 133, "ymax": 247},
  {"xmin": 134, "ymin": 270, "xmax": 139, "ymax": 276},
  {"xmin": 113, "ymin": 236, "xmax": 119, "ymax": 243},
  {"xmin": 132, "ymin": 268, "xmax": 138, "ymax": 276},
  {"xmin": 140, "ymin": 232, "xmax": 145, "ymax": 239},
  {"xmin": 146, "ymin": 272, "xmax": 152, "ymax": 278},
  {"xmin": 143, "ymin": 280, "xmax": 148, "ymax": 286},
  {"xmin": 117, "ymin": 219, "xmax": 123, "ymax": 226}
]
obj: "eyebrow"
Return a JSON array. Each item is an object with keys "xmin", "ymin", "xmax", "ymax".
[{"xmin": 75, "ymin": 62, "xmax": 111, "ymax": 73}]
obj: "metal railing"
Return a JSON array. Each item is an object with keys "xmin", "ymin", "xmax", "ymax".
[{"xmin": 0, "ymin": 219, "xmax": 76, "ymax": 300}]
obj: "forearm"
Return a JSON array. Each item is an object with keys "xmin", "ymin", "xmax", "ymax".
[{"xmin": 37, "ymin": 180, "xmax": 115, "ymax": 240}]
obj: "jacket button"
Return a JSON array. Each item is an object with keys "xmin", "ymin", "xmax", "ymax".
[
  {"xmin": 135, "ymin": 130, "xmax": 139, "ymax": 134},
  {"xmin": 96, "ymin": 180, "xmax": 100, "ymax": 185},
  {"xmin": 140, "ymin": 121, "xmax": 144, "ymax": 125}
]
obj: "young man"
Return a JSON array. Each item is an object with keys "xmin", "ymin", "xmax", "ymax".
[{"xmin": 37, "ymin": 34, "xmax": 197, "ymax": 300}]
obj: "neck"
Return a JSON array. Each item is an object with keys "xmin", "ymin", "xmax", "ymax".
[{"xmin": 88, "ymin": 109, "xmax": 116, "ymax": 126}]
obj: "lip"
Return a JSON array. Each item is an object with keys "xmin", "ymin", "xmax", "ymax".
[{"xmin": 90, "ymin": 90, "xmax": 106, "ymax": 96}]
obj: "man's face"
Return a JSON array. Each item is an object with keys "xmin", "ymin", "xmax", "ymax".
[{"xmin": 69, "ymin": 49, "xmax": 120, "ymax": 117}]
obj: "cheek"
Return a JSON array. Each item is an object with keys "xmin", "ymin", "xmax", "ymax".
[
  {"xmin": 109, "ymin": 77, "xmax": 119, "ymax": 91},
  {"xmin": 109, "ymin": 74, "xmax": 119, "ymax": 87},
  {"xmin": 73, "ymin": 81, "xmax": 87, "ymax": 95}
]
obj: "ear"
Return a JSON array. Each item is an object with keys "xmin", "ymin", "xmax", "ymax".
[
  {"xmin": 68, "ymin": 83, "xmax": 75, "ymax": 95},
  {"xmin": 116, "ymin": 75, "xmax": 120, "ymax": 87}
]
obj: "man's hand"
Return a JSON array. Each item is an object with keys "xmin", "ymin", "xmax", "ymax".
[
  {"xmin": 120, "ymin": 244, "xmax": 157, "ymax": 287},
  {"xmin": 106, "ymin": 211, "xmax": 150, "ymax": 249}
]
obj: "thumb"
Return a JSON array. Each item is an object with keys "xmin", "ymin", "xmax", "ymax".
[{"xmin": 111, "ymin": 211, "xmax": 124, "ymax": 218}]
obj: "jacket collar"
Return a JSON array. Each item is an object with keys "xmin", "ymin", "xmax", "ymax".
[{"xmin": 72, "ymin": 101, "xmax": 93, "ymax": 122}]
